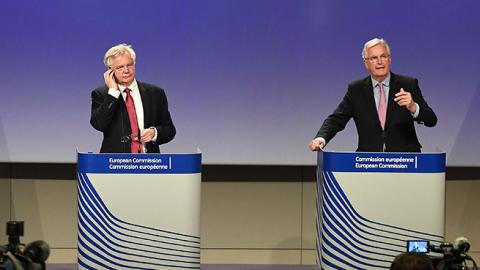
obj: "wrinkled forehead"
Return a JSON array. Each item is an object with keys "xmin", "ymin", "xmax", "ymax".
[
  {"xmin": 367, "ymin": 43, "xmax": 388, "ymax": 54},
  {"xmin": 109, "ymin": 52, "xmax": 134, "ymax": 65},
  {"xmin": 366, "ymin": 43, "xmax": 389, "ymax": 57}
]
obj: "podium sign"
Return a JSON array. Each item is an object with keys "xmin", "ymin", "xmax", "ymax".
[
  {"xmin": 316, "ymin": 151, "xmax": 446, "ymax": 269},
  {"xmin": 77, "ymin": 152, "xmax": 201, "ymax": 270}
]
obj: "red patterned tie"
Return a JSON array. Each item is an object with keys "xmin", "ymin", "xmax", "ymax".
[
  {"xmin": 124, "ymin": 88, "xmax": 143, "ymax": 153},
  {"xmin": 378, "ymin": 83, "xmax": 387, "ymax": 130}
]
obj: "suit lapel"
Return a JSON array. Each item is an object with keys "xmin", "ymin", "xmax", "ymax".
[
  {"xmin": 117, "ymin": 95, "xmax": 131, "ymax": 132},
  {"xmin": 385, "ymin": 73, "xmax": 400, "ymax": 130},
  {"xmin": 362, "ymin": 77, "xmax": 382, "ymax": 129},
  {"xmin": 138, "ymin": 81, "xmax": 150, "ymax": 127}
]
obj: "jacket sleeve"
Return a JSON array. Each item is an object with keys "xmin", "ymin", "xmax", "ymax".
[
  {"xmin": 149, "ymin": 89, "xmax": 176, "ymax": 146},
  {"xmin": 90, "ymin": 89, "xmax": 120, "ymax": 132},
  {"xmin": 410, "ymin": 79, "xmax": 437, "ymax": 127},
  {"xmin": 315, "ymin": 87, "xmax": 354, "ymax": 143}
]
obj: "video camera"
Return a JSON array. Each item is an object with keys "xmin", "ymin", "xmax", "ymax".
[
  {"xmin": 407, "ymin": 238, "xmax": 478, "ymax": 270},
  {"xmin": 0, "ymin": 221, "xmax": 50, "ymax": 270}
]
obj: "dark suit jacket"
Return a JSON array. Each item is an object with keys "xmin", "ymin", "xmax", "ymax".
[
  {"xmin": 90, "ymin": 81, "xmax": 176, "ymax": 153},
  {"xmin": 316, "ymin": 73, "xmax": 437, "ymax": 152}
]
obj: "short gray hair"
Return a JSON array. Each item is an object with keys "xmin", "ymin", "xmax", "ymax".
[
  {"xmin": 103, "ymin": 43, "xmax": 136, "ymax": 67},
  {"xmin": 362, "ymin": 38, "xmax": 391, "ymax": 60}
]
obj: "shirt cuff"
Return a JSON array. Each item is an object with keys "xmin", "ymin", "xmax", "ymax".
[
  {"xmin": 411, "ymin": 103, "xmax": 420, "ymax": 118},
  {"xmin": 314, "ymin": 137, "xmax": 326, "ymax": 146},
  {"xmin": 150, "ymin": 127, "xmax": 158, "ymax": 142},
  {"xmin": 108, "ymin": 88, "xmax": 121, "ymax": 99}
]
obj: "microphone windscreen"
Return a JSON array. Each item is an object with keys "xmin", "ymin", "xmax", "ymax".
[
  {"xmin": 454, "ymin": 236, "xmax": 470, "ymax": 253},
  {"xmin": 24, "ymin": 240, "xmax": 50, "ymax": 263}
]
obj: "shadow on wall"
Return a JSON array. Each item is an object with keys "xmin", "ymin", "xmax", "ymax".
[{"xmin": 449, "ymin": 83, "xmax": 480, "ymax": 166}]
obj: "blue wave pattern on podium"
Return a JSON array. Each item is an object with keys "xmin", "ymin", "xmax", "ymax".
[
  {"xmin": 316, "ymin": 171, "xmax": 443, "ymax": 270},
  {"xmin": 77, "ymin": 172, "xmax": 200, "ymax": 269}
]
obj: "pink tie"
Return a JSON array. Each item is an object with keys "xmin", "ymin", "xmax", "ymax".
[
  {"xmin": 378, "ymin": 83, "xmax": 387, "ymax": 130},
  {"xmin": 124, "ymin": 88, "xmax": 143, "ymax": 153}
]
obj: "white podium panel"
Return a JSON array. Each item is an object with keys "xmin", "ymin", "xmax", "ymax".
[
  {"xmin": 77, "ymin": 152, "xmax": 201, "ymax": 270},
  {"xmin": 316, "ymin": 151, "xmax": 446, "ymax": 270}
]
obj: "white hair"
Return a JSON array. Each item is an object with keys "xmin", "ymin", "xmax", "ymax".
[
  {"xmin": 362, "ymin": 38, "xmax": 391, "ymax": 59},
  {"xmin": 103, "ymin": 43, "xmax": 136, "ymax": 67}
]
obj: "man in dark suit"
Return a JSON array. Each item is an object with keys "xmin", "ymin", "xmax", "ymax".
[
  {"xmin": 90, "ymin": 44, "xmax": 176, "ymax": 153},
  {"xmin": 309, "ymin": 38, "xmax": 436, "ymax": 152}
]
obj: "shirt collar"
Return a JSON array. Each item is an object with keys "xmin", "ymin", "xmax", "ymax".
[
  {"xmin": 118, "ymin": 79, "xmax": 139, "ymax": 93},
  {"xmin": 371, "ymin": 73, "xmax": 391, "ymax": 88}
]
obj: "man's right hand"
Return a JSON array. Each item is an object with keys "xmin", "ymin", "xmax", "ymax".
[
  {"xmin": 104, "ymin": 69, "xmax": 118, "ymax": 89},
  {"xmin": 308, "ymin": 139, "xmax": 325, "ymax": 151}
]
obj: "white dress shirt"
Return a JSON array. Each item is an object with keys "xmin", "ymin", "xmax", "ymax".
[{"xmin": 108, "ymin": 79, "xmax": 157, "ymax": 152}]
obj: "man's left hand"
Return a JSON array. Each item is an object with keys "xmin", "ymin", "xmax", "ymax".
[
  {"xmin": 394, "ymin": 88, "xmax": 416, "ymax": 113},
  {"xmin": 140, "ymin": 128, "xmax": 156, "ymax": 143}
]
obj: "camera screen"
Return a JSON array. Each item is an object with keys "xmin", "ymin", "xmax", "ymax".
[{"xmin": 407, "ymin": 240, "xmax": 429, "ymax": 253}]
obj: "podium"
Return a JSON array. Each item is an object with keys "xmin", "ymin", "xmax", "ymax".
[
  {"xmin": 76, "ymin": 152, "xmax": 201, "ymax": 270},
  {"xmin": 316, "ymin": 151, "xmax": 446, "ymax": 269}
]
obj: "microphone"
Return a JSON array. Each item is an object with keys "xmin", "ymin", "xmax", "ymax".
[
  {"xmin": 381, "ymin": 130, "xmax": 386, "ymax": 152},
  {"xmin": 23, "ymin": 240, "xmax": 50, "ymax": 264},
  {"xmin": 120, "ymin": 106, "xmax": 127, "ymax": 153},
  {"xmin": 454, "ymin": 236, "xmax": 470, "ymax": 253},
  {"xmin": 429, "ymin": 242, "xmax": 453, "ymax": 253},
  {"xmin": 120, "ymin": 134, "xmax": 131, "ymax": 143},
  {"xmin": 137, "ymin": 127, "xmax": 142, "ymax": 153}
]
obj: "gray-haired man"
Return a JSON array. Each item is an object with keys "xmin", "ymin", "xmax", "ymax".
[{"xmin": 90, "ymin": 43, "xmax": 176, "ymax": 153}]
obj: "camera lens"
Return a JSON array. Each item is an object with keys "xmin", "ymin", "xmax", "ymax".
[{"xmin": 6, "ymin": 221, "xmax": 24, "ymax": 237}]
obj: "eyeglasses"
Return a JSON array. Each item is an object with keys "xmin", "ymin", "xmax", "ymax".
[
  {"xmin": 111, "ymin": 63, "xmax": 135, "ymax": 72},
  {"xmin": 365, "ymin": 54, "xmax": 390, "ymax": 63}
]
